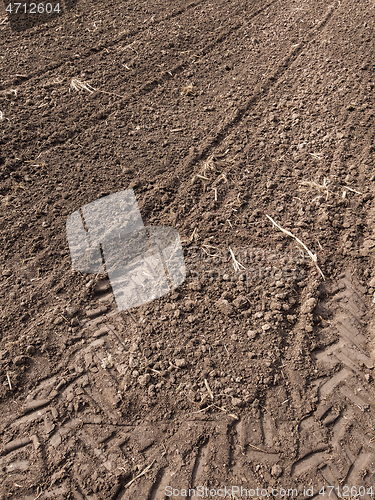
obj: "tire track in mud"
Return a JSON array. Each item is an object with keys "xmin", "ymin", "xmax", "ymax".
[
  {"xmin": 3, "ymin": 268, "xmax": 375, "ymax": 499},
  {"xmin": 290, "ymin": 272, "xmax": 375, "ymax": 489}
]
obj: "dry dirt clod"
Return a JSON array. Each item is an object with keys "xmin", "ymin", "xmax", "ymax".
[
  {"xmin": 233, "ymin": 295, "xmax": 248, "ymax": 309},
  {"xmin": 138, "ymin": 373, "xmax": 151, "ymax": 387},
  {"xmin": 271, "ymin": 464, "xmax": 283, "ymax": 478},
  {"xmin": 129, "ymin": 356, "xmax": 139, "ymax": 368},
  {"xmin": 26, "ymin": 345, "xmax": 35, "ymax": 355},
  {"xmin": 65, "ymin": 305, "xmax": 79, "ymax": 317},
  {"xmin": 93, "ymin": 280, "xmax": 111, "ymax": 294},
  {"xmin": 86, "ymin": 306, "xmax": 108, "ymax": 319},
  {"xmin": 231, "ymin": 397, "xmax": 243, "ymax": 407},
  {"xmin": 215, "ymin": 299, "xmax": 235, "ymax": 316},
  {"xmin": 175, "ymin": 358, "xmax": 187, "ymax": 368},
  {"xmin": 300, "ymin": 297, "xmax": 317, "ymax": 314}
]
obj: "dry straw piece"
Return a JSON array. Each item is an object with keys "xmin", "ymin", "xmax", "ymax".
[
  {"xmin": 6, "ymin": 372, "xmax": 12, "ymax": 390},
  {"xmin": 70, "ymin": 78, "xmax": 96, "ymax": 93},
  {"xmin": 204, "ymin": 378, "xmax": 214, "ymax": 400},
  {"xmin": 70, "ymin": 78, "xmax": 125, "ymax": 98},
  {"xmin": 192, "ymin": 151, "xmax": 236, "ymax": 188},
  {"xmin": 229, "ymin": 247, "xmax": 246, "ymax": 272},
  {"xmin": 299, "ymin": 178, "xmax": 331, "ymax": 201},
  {"xmin": 265, "ymin": 214, "xmax": 325, "ymax": 280},
  {"xmin": 124, "ymin": 459, "xmax": 155, "ymax": 489},
  {"xmin": 181, "ymin": 83, "xmax": 194, "ymax": 95}
]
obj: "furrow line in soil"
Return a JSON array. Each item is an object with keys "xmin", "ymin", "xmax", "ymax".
[
  {"xmin": 0, "ymin": 0, "xmax": 208, "ymax": 89},
  {"xmin": 2, "ymin": 0, "xmax": 264, "ymax": 91},
  {"xmin": 179, "ymin": 2, "xmax": 338, "ymax": 174},
  {"xmin": 137, "ymin": 1, "xmax": 344, "ymax": 228},
  {"xmin": 327, "ymin": 79, "xmax": 374, "ymax": 180},
  {"xmin": 0, "ymin": 0, "xmax": 277, "ymax": 159}
]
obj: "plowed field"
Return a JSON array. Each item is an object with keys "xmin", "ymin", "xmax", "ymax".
[{"xmin": 1, "ymin": 0, "xmax": 375, "ymax": 498}]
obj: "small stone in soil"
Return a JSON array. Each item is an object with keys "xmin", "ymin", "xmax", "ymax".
[
  {"xmin": 93, "ymin": 280, "xmax": 111, "ymax": 294},
  {"xmin": 175, "ymin": 358, "xmax": 187, "ymax": 368},
  {"xmin": 129, "ymin": 356, "xmax": 139, "ymax": 368},
  {"xmin": 138, "ymin": 373, "xmax": 151, "ymax": 387},
  {"xmin": 216, "ymin": 299, "xmax": 234, "ymax": 316},
  {"xmin": 148, "ymin": 384, "xmax": 156, "ymax": 396},
  {"xmin": 300, "ymin": 297, "xmax": 317, "ymax": 314},
  {"xmin": 233, "ymin": 295, "xmax": 248, "ymax": 309},
  {"xmin": 26, "ymin": 345, "xmax": 35, "ymax": 355}
]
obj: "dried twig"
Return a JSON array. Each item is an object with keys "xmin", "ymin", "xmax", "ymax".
[
  {"xmin": 124, "ymin": 460, "xmax": 155, "ymax": 489},
  {"xmin": 33, "ymin": 487, "xmax": 43, "ymax": 500},
  {"xmin": 265, "ymin": 214, "xmax": 325, "ymax": 280},
  {"xmin": 193, "ymin": 403, "xmax": 238, "ymax": 420},
  {"xmin": 105, "ymin": 324, "xmax": 126, "ymax": 349},
  {"xmin": 194, "ymin": 403, "xmax": 215, "ymax": 413},
  {"xmin": 343, "ymin": 186, "xmax": 362, "ymax": 195},
  {"xmin": 248, "ymin": 443, "xmax": 272, "ymax": 453},
  {"xmin": 204, "ymin": 379, "xmax": 214, "ymax": 400},
  {"xmin": 6, "ymin": 372, "xmax": 12, "ymax": 390},
  {"xmin": 189, "ymin": 227, "xmax": 197, "ymax": 242},
  {"xmin": 201, "ymin": 244, "xmax": 218, "ymax": 257},
  {"xmin": 309, "ymin": 152, "xmax": 323, "ymax": 160}
]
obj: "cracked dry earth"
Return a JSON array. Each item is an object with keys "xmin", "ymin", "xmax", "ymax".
[{"xmin": 1, "ymin": 0, "xmax": 375, "ymax": 498}]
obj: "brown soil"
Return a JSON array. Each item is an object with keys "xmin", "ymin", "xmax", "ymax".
[{"xmin": 1, "ymin": 0, "xmax": 375, "ymax": 498}]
